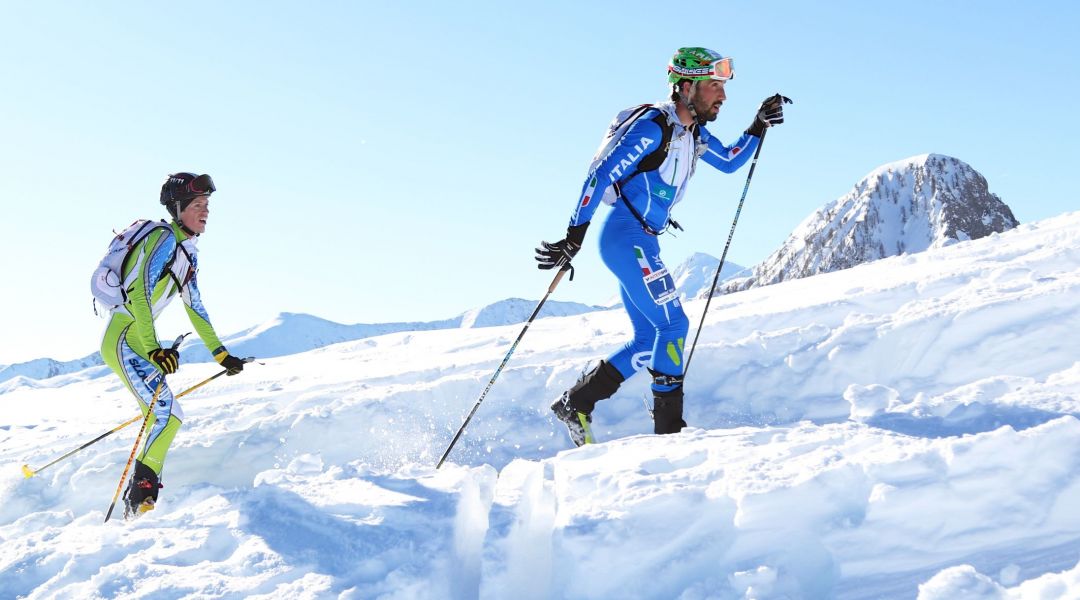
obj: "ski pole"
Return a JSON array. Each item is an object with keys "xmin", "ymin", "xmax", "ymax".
[
  {"xmin": 684, "ymin": 97, "xmax": 790, "ymax": 377},
  {"xmin": 22, "ymin": 414, "xmax": 141, "ymax": 479},
  {"xmin": 102, "ymin": 333, "xmax": 188, "ymax": 523},
  {"xmin": 104, "ymin": 376, "xmax": 164, "ymax": 522},
  {"xmin": 437, "ymin": 265, "xmax": 573, "ymax": 469},
  {"xmin": 21, "ymin": 358, "xmax": 255, "ymax": 479}
]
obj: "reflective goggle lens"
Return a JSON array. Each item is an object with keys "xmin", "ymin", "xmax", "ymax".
[{"xmin": 710, "ymin": 57, "xmax": 733, "ymax": 80}]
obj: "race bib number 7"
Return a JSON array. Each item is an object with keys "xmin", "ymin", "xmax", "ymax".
[{"xmin": 644, "ymin": 268, "xmax": 678, "ymax": 305}]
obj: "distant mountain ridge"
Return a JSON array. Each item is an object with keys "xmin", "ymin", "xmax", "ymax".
[
  {"xmin": 718, "ymin": 153, "xmax": 1018, "ymax": 294},
  {"xmin": 0, "ymin": 355, "xmax": 104, "ymax": 381},
  {"xmin": 0, "ymin": 297, "xmax": 610, "ymax": 389},
  {"xmin": 671, "ymin": 252, "xmax": 747, "ymax": 301},
  {"xmin": 180, "ymin": 297, "xmax": 613, "ymax": 363}
]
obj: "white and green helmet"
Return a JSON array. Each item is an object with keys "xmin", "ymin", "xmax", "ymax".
[{"xmin": 667, "ymin": 47, "xmax": 735, "ymax": 83}]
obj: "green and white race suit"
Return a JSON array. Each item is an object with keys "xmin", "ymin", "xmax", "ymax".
[{"xmin": 99, "ymin": 220, "xmax": 229, "ymax": 477}]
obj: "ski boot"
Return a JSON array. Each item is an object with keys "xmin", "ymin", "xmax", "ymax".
[
  {"xmin": 551, "ymin": 391, "xmax": 594, "ymax": 447},
  {"xmin": 123, "ymin": 460, "xmax": 161, "ymax": 519},
  {"xmin": 550, "ymin": 360, "xmax": 625, "ymax": 447},
  {"xmin": 650, "ymin": 370, "xmax": 687, "ymax": 435}
]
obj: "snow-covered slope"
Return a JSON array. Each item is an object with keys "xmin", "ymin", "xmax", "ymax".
[
  {"xmin": 1, "ymin": 211, "xmax": 1078, "ymax": 598},
  {"xmin": 723, "ymin": 153, "xmax": 1018, "ymax": 293},
  {"xmin": 4, "ymin": 298, "xmax": 608, "ymax": 387}
]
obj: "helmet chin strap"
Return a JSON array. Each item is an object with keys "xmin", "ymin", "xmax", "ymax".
[
  {"xmin": 173, "ymin": 200, "xmax": 198, "ymax": 237},
  {"xmin": 677, "ymin": 81, "xmax": 707, "ymax": 125}
]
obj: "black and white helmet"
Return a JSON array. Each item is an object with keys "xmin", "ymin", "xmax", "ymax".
[{"xmin": 160, "ymin": 172, "xmax": 215, "ymax": 219}]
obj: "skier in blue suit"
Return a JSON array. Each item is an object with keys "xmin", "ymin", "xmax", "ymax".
[{"xmin": 536, "ymin": 47, "xmax": 788, "ymax": 446}]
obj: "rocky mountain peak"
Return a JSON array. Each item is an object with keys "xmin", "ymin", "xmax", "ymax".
[{"xmin": 719, "ymin": 154, "xmax": 1018, "ymax": 294}]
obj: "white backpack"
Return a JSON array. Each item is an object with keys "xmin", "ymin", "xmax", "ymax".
[
  {"xmin": 90, "ymin": 219, "xmax": 172, "ymax": 314},
  {"xmin": 587, "ymin": 103, "xmax": 679, "ymax": 206}
]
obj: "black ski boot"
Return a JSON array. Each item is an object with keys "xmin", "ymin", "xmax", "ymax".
[
  {"xmin": 550, "ymin": 360, "xmax": 625, "ymax": 446},
  {"xmin": 652, "ymin": 387, "xmax": 687, "ymax": 434},
  {"xmin": 124, "ymin": 460, "xmax": 161, "ymax": 519},
  {"xmin": 551, "ymin": 393, "xmax": 593, "ymax": 447}
]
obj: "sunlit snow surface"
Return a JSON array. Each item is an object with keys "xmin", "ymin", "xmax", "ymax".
[{"xmin": 2, "ymin": 212, "xmax": 1079, "ymax": 599}]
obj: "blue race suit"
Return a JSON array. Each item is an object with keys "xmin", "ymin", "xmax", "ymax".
[{"xmin": 570, "ymin": 101, "xmax": 759, "ymax": 391}]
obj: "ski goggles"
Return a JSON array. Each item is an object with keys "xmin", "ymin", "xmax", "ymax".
[
  {"xmin": 709, "ymin": 57, "xmax": 734, "ymax": 80},
  {"xmin": 669, "ymin": 57, "xmax": 734, "ymax": 81},
  {"xmin": 184, "ymin": 174, "xmax": 216, "ymax": 196}
]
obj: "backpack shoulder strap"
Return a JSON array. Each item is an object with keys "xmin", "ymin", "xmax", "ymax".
[
  {"xmin": 127, "ymin": 220, "xmax": 178, "ymax": 283},
  {"xmin": 615, "ymin": 108, "xmax": 674, "ymax": 183},
  {"xmin": 634, "ymin": 110, "xmax": 674, "ymax": 173},
  {"xmin": 116, "ymin": 219, "xmax": 171, "ymax": 270},
  {"xmin": 617, "ymin": 104, "xmax": 654, "ymax": 131},
  {"xmin": 611, "ymin": 108, "xmax": 678, "ymax": 236},
  {"xmin": 169, "ymin": 238, "xmax": 195, "ymax": 287},
  {"xmin": 152, "ymin": 221, "xmax": 195, "ymax": 288}
]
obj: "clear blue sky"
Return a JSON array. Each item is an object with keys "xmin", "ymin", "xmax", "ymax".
[{"xmin": 1, "ymin": 1, "xmax": 1077, "ymax": 364}]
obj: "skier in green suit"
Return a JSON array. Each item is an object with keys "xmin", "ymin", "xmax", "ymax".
[{"xmin": 99, "ymin": 172, "xmax": 246, "ymax": 517}]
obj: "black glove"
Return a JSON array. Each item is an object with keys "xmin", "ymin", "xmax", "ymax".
[
  {"xmin": 149, "ymin": 347, "xmax": 180, "ymax": 375},
  {"xmin": 216, "ymin": 352, "xmax": 246, "ymax": 376},
  {"xmin": 535, "ymin": 223, "xmax": 589, "ymax": 270},
  {"xmin": 746, "ymin": 93, "xmax": 791, "ymax": 137}
]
